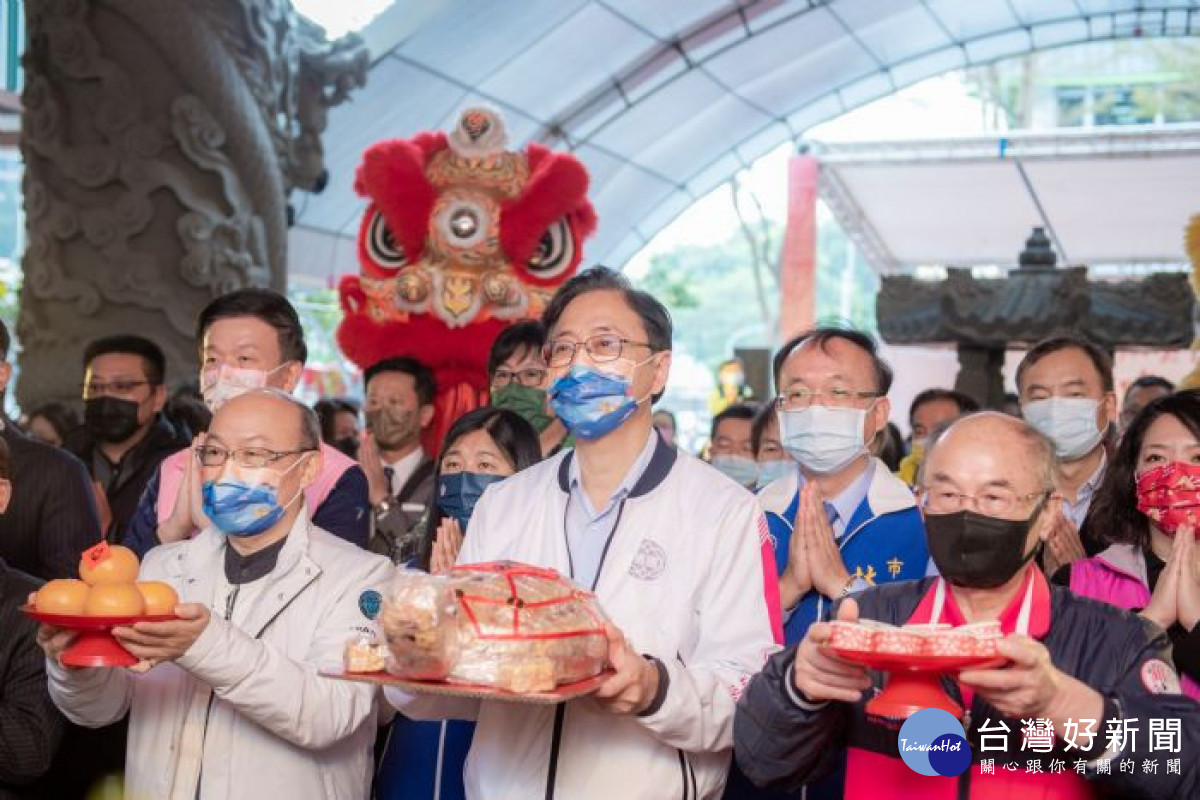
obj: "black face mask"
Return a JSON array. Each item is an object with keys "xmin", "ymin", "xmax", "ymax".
[
  {"xmin": 84, "ymin": 396, "xmax": 142, "ymax": 444},
  {"xmin": 925, "ymin": 503, "xmax": 1045, "ymax": 589},
  {"xmin": 333, "ymin": 436, "xmax": 359, "ymax": 459}
]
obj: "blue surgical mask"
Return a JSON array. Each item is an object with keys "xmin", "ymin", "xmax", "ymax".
[
  {"xmin": 1022, "ymin": 397, "xmax": 1103, "ymax": 461},
  {"xmin": 202, "ymin": 457, "xmax": 308, "ymax": 537},
  {"xmin": 778, "ymin": 405, "xmax": 870, "ymax": 474},
  {"xmin": 711, "ymin": 454, "xmax": 759, "ymax": 488},
  {"xmin": 755, "ymin": 458, "xmax": 795, "ymax": 490},
  {"xmin": 437, "ymin": 471, "xmax": 505, "ymax": 530},
  {"xmin": 548, "ymin": 364, "xmax": 651, "ymax": 440}
]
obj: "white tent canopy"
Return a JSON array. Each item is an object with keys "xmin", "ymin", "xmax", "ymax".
[
  {"xmin": 289, "ymin": 0, "xmax": 1200, "ymax": 285},
  {"xmin": 816, "ymin": 124, "xmax": 1200, "ymax": 272}
]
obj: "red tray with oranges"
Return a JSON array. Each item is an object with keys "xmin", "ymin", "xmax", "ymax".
[
  {"xmin": 25, "ymin": 542, "xmax": 180, "ymax": 667},
  {"xmin": 22, "ymin": 606, "xmax": 180, "ymax": 667}
]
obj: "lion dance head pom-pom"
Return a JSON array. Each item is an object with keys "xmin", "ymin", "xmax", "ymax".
[{"xmin": 337, "ymin": 107, "xmax": 597, "ymax": 450}]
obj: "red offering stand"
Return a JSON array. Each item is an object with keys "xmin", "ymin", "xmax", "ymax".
[
  {"xmin": 320, "ymin": 666, "xmax": 613, "ymax": 705},
  {"xmin": 830, "ymin": 648, "xmax": 1006, "ymax": 722},
  {"xmin": 22, "ymin": 606, "xmax": 178, "ymax": 668}
]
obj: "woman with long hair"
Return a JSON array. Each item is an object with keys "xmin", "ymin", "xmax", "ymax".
[
  {"xmin": 418, "ymin": 406, "xmax": 541, "ymax": 573},
  {"xmin": 1056, "ymin": 389, "xmax": 1200, "ymax": 699}
]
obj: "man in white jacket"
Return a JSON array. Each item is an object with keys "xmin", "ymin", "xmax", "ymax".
[
  {"xmin": 387, "ymin": 267, "xmax": 782, "ymax": 800},
  {"xmin": 38, "ymin": 389, "xmax": 393, "ymax": 800}
]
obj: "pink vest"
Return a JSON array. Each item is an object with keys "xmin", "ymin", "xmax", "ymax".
[
  {"xmin": 155, "ymin": 442, "xmax": 356, "ymax": 525},
  {"xmin": 1070, "ymin": 544, "xmax": 1200, "ymax": 700}
]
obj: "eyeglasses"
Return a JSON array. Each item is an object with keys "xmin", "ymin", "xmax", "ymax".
[
  {"xmin": 919, "ymin": 487, "xmax": 1051, "ymax": 517},
  {"xmin": 543, "ymin": 335, "xmax": 654, "ymax": 368},
  {"xmin": 775, "ymin": 388, "xmax": 881, "ymax": 411},
  {"xmin": 82, "ymin": 380, "xmax": 151, "ymax": 399},
  {"xmin": 492, "ymin": 367, "xmax": 548, "ymax": 388},
  {"xmin": 195, "ymin": 444, "xmax": 315, "ymax": 469}
]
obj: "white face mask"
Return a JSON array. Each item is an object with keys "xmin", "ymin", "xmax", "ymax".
[
  {"xmin": 1023, "ymin": 397, "xmax": 1103, "ymax": 461},
  {"xmin": 711, "ymin": 454, "xmax": 759, "ymax": 488},
  {"xmin": 200, "ymin": 364, "xmax": 286, "ymax": 412},
  {"xmin": 778, "ymin": 405, "xmax": 870, "ymax": 474},
  {"xmin": 755, "ymin": 458, "xmax": 794, "ymax": 490}
]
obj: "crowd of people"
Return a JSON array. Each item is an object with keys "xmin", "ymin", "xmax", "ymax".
[{"xmin": 0, "ymin": 267, "xmax": 1197, "ymax": 800}]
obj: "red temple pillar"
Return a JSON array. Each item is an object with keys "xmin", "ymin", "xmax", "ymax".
[{"xmin": 778, "ymin": 155, "xmax": 820, "ymax": 340}]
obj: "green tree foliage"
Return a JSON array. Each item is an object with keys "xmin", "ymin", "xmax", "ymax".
[
  {"xmin": 634, "ymin": 215, "xmax": 876, "ymax": 371},
  {"xmin": 638, "ymin": 232, "xmax": 771, "ymax": 370},
  {"xmin": 813, "ymin": 215, "xmax": 879, "ymax": 332},
  {"xmin": 290, "ymin": 287, "xmax": 347, "ymax": 366},
  {"xmin": 963, "ymin": 40, "xmax": 1200, "ymax": 128}
]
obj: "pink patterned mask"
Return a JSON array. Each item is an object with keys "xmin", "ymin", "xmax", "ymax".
[
  {"xmin": 200, "ymin": 363, "xmax": 286, "ymax": 412},
  {"xmin": 1136, "ymin": 461, "xmax": 1200, "ymax": 537}
]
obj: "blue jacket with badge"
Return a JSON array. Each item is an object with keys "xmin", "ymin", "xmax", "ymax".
[{"xmin": 757, "ymin": 458, "xmax": 928, "ymax": 645}]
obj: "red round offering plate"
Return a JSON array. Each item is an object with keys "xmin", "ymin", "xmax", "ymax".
[
  {"xmin": 830, "ymin": 648, "xmax": 1005, "ymax": 673},
  {"xmin": 22, "ymin": 605, "xmax": 179, "ymax": 667},
  {"xmin": 320, "ymin": 666, "xmax": 614, "ymax": 705},
  {"xmin": 23, "ymin": 606, "xmax": 179, "ymax": 628},
  {"xmin": 828, "ymin": 645, "xmax": 1008, "ymax": 723}
]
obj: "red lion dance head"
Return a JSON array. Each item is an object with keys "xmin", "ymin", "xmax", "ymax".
[{"xmin": 337, "ymin": 107, "xmax": 597, "ymax": 451}]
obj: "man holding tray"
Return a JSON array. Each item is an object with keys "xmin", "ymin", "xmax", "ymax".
[
  {"xmin": 733, "ymin": 412, "xmax": 1198, "ymax": 798},
  {"xmin": 386, "ymin": 266, "xmax": 783, "ymax": 799},
  {"xmin": 37, "ymin": 389, "xmax": 394, "ymax": 800}
]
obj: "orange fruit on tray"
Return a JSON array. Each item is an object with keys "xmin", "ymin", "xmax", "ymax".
[
  {"xmin": 35, "ymin": 579, "xmax": 90, "ymax": 615},
  {"xmin": 84, "ymin": 583, "xmax": 145, "ymax": 617},
  {"xmin": 137, "ymin": 581, "xmax": 179, "ymax": 616},
  {"xmin": 79, "ymin": 542, "xmax": 140, "ymax": 586}
]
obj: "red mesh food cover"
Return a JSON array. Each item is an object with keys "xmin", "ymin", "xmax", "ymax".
[{"xmin": 381, "ymin": 561, "xmax": 609, "ymax": 692}]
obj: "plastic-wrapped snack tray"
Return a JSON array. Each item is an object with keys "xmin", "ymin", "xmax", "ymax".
[
  {"xmin": 923, "ymin": 629, "xmax": 979, "ymax": 658},
  {"xmin": 378, "ymin": 562, "xmax": 609, "ymax": 693},
  {"xmin": 954, "ymin": 621, "xmax": 1002, "ymax": 639},
  {"xmin": 828, "ymin": 621, "xmax": 874, "ymax": 653},
  {"xmin": 872, "ymin": 626, "xmax": 925, "ymax": 656},
  {"xmin": 952, "ymin": 621, "xmax": 1003, "ymax": 658},
  {"xmin": 344, "ymin": 632, "xmax": 388, "ymax": 673},
  {"xmin": 378, "ymin": 570, "xmax": 461, "ymax": 680},
  {"xmin": 829, "ymin": 620, "xmax": 891, "ymax": 653},
  {"xmin": 828, "ymin": 619, "xmax": 1004, "ymax": 659}
]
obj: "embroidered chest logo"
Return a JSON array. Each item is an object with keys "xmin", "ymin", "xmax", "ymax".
[
  {"xmin": 1140, "ymin": 658, "xmax": 1181, "ymax": 694},
  {"xmin": 629, "ymin": 538, "xmax": 668, "ymax": 581},
  {"xmin": 358, "ymin": 589, "xmax": 382, "ymax": 620}
]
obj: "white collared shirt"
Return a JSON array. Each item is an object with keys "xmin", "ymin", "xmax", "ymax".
[
  {"xmin": 385, "ymin": 447, "xmax": 425, "ymax": 497},
  {"xmin": 1062, "ymin": 450, "xmax": 1107, "ymax": 531}
]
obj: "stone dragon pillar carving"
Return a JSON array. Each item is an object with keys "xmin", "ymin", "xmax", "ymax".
[{"xmin": 16, "ymin": 0, "xmax": 366, "ymax": 406}]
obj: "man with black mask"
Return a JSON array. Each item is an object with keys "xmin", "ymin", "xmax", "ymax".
[
  {"xmin": 315, "ymin": 398, "xmax": 360, "ymax": 459},
  {"xmin": 66, "ymin": 335, "xmax": 188, "ymax": 541},
  {"xmin": 735, "ymin": 412, "xmax": 1199, "ymax": 799}
]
